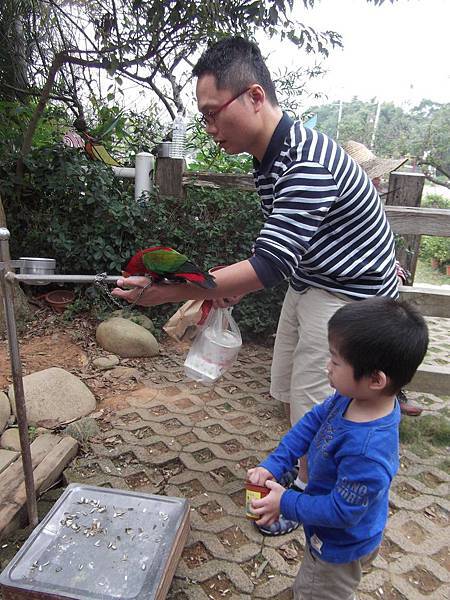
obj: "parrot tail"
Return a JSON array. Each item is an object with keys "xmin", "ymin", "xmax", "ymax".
[{"xmin": 177, "ymin": 272, "xmax": 217, "ymax": 288}]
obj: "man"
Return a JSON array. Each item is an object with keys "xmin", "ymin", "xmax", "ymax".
[{"xmin": 113, "ymin": 37, "xmax": 399, "ymax": 535}]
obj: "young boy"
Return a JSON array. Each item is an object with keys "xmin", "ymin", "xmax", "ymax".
[{"xmin": 247, "ymin": 297, "xmax": 429, "ymax": 600}]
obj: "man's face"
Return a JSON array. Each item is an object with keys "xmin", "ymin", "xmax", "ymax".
[{"xmin": 196, "ymin": 74, "xmax": 258, "ymax": 155}]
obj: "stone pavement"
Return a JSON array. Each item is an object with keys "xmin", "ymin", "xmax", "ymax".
[{"xmin": 62, "ymin": 319, "xmax": 450, "ymax": 600}]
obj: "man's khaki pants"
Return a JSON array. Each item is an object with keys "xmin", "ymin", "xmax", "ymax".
[{"xmin": 271, "ymin": 286, "xmax": 350, "ymax": 425}]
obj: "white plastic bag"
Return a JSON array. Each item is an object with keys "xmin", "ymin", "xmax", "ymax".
[{"xmin": 184, "ymin": 307, "xmax": 242, "ymax": 384}]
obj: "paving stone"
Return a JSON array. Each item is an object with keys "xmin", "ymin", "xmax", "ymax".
[{"xmin": 55, "ymin": 331, "xmax": 450, "ymax": 600}]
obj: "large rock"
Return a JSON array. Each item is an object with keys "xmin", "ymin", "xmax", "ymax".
[
  {"xmin": 111, "ymin": 310, "xmax": 155, "ymax": 332},
  {"xmin": 0, "ymin": 391, "xmax": 10, "ymax": 434},
  {"xmin": 96, "ymin": 317, "xmax": 159, "ymax": 358},
  {"xmin": 8, "ymin": 367, "xmax": 96, "ymax": 428},
  {"xmin": 0, "ymin": 428, "xmax": 21, "ymax": 451}
]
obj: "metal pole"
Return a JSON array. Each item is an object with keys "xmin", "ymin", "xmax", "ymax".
[
  {"xmin": 336, "ymin": 99, "xmax": 343, "ymax": 141},
  {"xmin": 0, "ymin": 228, "xmax": 38, "ymax": 527},
  {"xmin": 7, "ymin": 273, "xmax": 120, "ymax": 284},
  {"xmin": 371, "ymin": 98, "xmax": 382, "ymax": 150}
]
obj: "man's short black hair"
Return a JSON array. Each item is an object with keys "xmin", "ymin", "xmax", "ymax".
[
  {"xmin": 328, "ymin": 298, "xmax": 429, "ymax": 395},
  {"xmin": 193, "ymin": 37, "xmax": 279, "ymax": 106}
]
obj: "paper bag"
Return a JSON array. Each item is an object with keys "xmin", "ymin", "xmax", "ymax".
[{"xmin": 163, "ymin": 299, "xmax": 212, "ymax": 342}]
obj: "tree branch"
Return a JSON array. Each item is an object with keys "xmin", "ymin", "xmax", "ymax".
[
  {"xmin": 15, "ymin": 52, "xmax": 66, "ymax": 202},
  {"xmin": 417, "ymin": 159, "xmax": 450, "ymax": 189},
  {"xmin": 2, "ymin": 82, "xmax": 77, "ymax": 105},
  {"xmin": 422, "ymin": 173, "xmax": 450, "ymax": 190}
]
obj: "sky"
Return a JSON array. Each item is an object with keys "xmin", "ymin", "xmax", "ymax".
[{"xmin": 259, "ymin": 0, "xmax": 450, "ymax": 107}]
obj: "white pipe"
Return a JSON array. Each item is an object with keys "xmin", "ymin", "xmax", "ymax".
[
  {"xmin": 135, "ymin": 152, "xmax": 154, "ymax": 202},
  {"xmin": 112, "ymin": 166, "xmax": 135, "ymax": 178},
  {"xmin": 111, "ymin": 152, "xmax": 154, "ymax": 202}
]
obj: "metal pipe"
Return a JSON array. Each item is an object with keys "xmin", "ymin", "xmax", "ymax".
[
  {"xmin": 7, "ymin": 273, "xmax": 120, "ymax": 284},
  {"xmin": 0, "ymin": 229, "xmax": 38, "ymax": 527}
]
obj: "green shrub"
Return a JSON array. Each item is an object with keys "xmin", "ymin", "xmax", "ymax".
[
  {"xmin": 418, "ymin": 193, "xmax": 450, "ymax": 267},
  {"xmin": 422, "ymin": 193, "xmax": 450, "ymax": 209},
  {"xmin": 1, "ymin": 147, "xmax": 285, "ymax": 338},
  {"xmin": 420, "ymin": 236, "xmax": 450, "ymax": 265},
  {"xmin": 1, "ymin": 146, "xmax": 149, "ymax": 274}
]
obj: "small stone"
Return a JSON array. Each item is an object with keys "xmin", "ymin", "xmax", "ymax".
[{"xmin": 92, "ymin": 355, "xmax": 120, "ymax": 370}]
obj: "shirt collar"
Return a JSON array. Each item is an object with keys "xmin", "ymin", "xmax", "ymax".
[{"xmin": 253, "ymin": 111, "xmax": 294, "ymax": 175}]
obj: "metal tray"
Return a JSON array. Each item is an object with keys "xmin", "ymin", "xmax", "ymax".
[{"xmin": 0, "ymin": 484, "xmax": 190, "ymax": 599}]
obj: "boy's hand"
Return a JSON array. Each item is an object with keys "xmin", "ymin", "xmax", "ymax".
[
  {"xmin": 246, "ymin": 466, "xmax": 274, "ymax": 486},
  {"xmin": 251, "ymin": 479, "xmax": 285, "ymax": 526}
]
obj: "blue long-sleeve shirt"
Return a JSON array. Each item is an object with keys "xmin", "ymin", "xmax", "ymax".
[{"xmin": 260, "ymin": 392, "xmax": 400, "ymax": 563}]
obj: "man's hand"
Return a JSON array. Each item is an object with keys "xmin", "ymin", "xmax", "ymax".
[
  {"xmin": 246, "ymin": 466, "xmax": 274, "ymax": 486},
  {"xmin": 212, "ymin": 294, "xmax": 244, "ymax": 309},
  {"xmin": 251, "ymin": 479, "xmax": 285, "ymax": 526},
  {"xmin": 112, "ymin": 276, "xmax": 176, "ymax": 306}
]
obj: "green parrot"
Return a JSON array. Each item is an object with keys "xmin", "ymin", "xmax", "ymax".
[{"xmin": 123, "ymin": 246, "xmax": 217, "ymax": 289}]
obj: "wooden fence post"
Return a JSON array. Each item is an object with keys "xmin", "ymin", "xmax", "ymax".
[
  {"xmin": 154, "ymin": 157, "xmax": 185, "ymax": 198},
  {"xmin": 386, "ymin": 172, "xmax": 425, "ymax": 284}
]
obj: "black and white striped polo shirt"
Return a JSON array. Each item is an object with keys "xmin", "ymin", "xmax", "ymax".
[{"xmin": 249, "ymin": 113, "xmax": 398, "ymax": 300}]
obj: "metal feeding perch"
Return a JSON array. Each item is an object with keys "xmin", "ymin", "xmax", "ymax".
[{"xmin": 0, "ymin": 227, "xmax": 120, "ymax": 528}]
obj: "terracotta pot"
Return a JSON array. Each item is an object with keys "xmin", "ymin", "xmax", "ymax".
[
  {"xmin": 431, "ymin": 258, "xmax": 440, "ymax": 270},
  {"xmin": 45, "ymin": 290, "xmax": 75, "ymax": 313}
]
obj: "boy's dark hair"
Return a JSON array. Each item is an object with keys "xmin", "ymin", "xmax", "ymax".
[
  {"xmin": 193, "ymin": 37, "xmax": 279, "ymax": 106},
  {"xmin": 328, "ymin": 298, "xmax": 428, "ymax": 395}
]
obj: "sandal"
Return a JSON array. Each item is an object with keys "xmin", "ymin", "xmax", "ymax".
[
  {"xmin": 256, "ymin": 514, "xmax": 300, "ymax": 537},
  {"xmin": 279, "ymin": 466, "xmax": 299, "ymax": 488},
  {"xmin": 398, "ymin": 390, "xmax": 423, "ymax": 417}
]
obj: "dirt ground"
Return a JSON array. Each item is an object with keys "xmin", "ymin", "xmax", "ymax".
[{"xmin": 0, "ymin": 307, "xmax": 173, "ymax": 407}]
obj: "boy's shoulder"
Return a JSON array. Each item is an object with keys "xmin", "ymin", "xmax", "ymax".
[{"xmin": 328, "ymin": 397, "xmax": 400, "ymax": 476}]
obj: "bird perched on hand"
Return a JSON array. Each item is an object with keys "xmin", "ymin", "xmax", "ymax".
[{"xmin": 123, "ymin": 246, "xmax": 217, "ymax": 289}]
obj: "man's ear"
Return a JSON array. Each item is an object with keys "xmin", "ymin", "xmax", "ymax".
[
  {"xmin": 369, "ymin": 370, "xmax": 388, "ymax": 390},
  {"xmin": 248, "ymin": 84, "xmax": 265, "ymax": 111}
]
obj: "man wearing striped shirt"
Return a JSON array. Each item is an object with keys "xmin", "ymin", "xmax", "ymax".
[{"xmin": 113, "ymin": 36, "xmax": 399, "ymax": 533}]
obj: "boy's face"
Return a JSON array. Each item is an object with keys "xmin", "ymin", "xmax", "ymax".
[
  {"xmin": 327, "ymin": 344, "xmax": 367, "ymax": 399},
  {"xmin": 196, "ymin": 74, "xmax": 260, "ymax": 156}
]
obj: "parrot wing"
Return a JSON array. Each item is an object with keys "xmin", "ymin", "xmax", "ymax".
[
  {"xmin": 173, "ymin": 259, "xmax": 217, "ymax": 288},
  {"xmin": 142, "ymin": 247, "xmax": 189, "ymax": 275}
]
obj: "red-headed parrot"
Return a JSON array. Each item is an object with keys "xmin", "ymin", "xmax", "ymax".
[{"xmin": 123, "ymin": 246, "xmax": 217, "ymax": 289}]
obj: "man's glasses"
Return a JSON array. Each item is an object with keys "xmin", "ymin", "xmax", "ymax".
[{"xmin": 200, "ymin": 86, "xmax": 253, "ymax": 127}]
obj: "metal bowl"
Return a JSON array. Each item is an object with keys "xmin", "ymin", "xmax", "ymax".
[
  {"xmin": 19, "ymin": 257, "xmax": 56, "ymax": 285},
  {"xmin": 157, "ymin": 141, "xmax": 172, "ymax": 157}
]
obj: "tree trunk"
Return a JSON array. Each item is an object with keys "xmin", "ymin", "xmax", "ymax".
[{"xmin": 0, "ymin": 197, "xmax": 32, "ymax": 336}]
